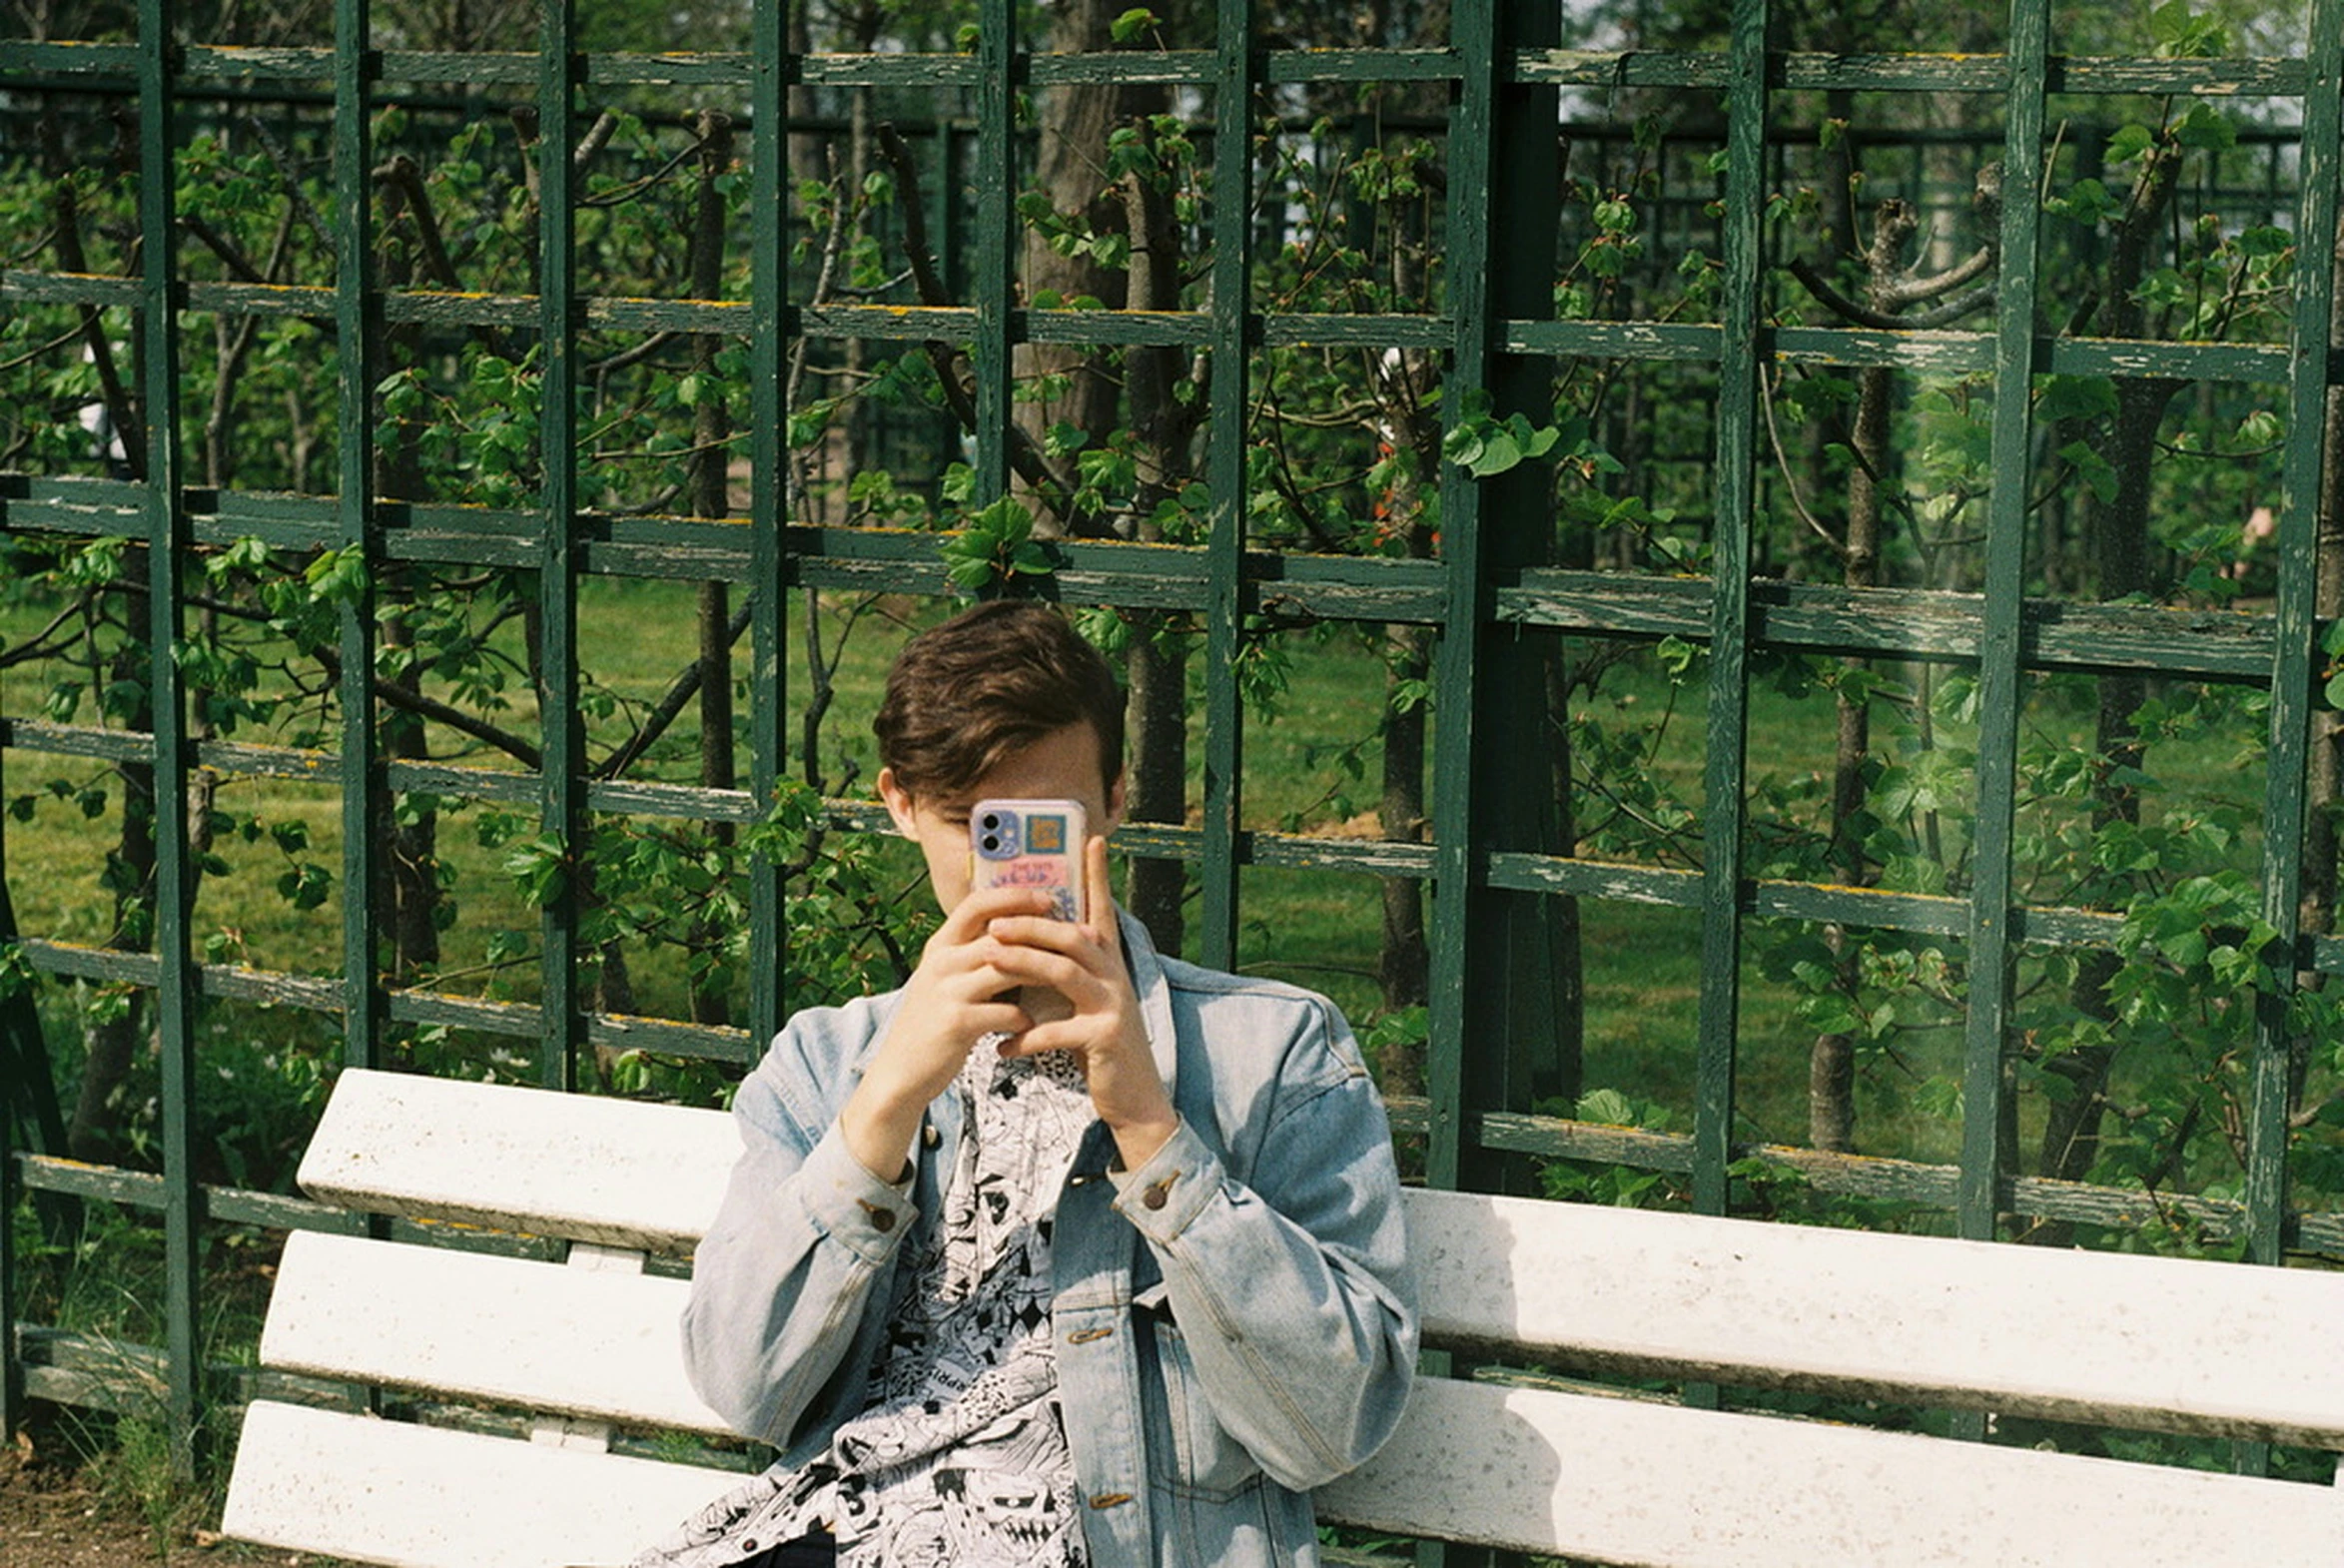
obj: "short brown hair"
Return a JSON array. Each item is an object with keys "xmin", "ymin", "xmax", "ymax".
[{"xmin": 874, "ymin": 601, "xmax": 1125, "ymax": 799}]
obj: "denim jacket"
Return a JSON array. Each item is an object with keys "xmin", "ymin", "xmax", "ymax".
[{"xmin": 680, "ymin": 911, "xmax": 1419, "ymax": 1567}]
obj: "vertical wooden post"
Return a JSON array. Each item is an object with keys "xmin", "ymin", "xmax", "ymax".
[
  {"xmin": 334, "ymin": 0, "xmax": 384, "ymax": 1074},
  {"xmin": 1959, "ymin": 0, "xmax": 2052, "ymax": 1251},
  {"xmin": 1690, "ymin": 0, "xmax": 1771, "ymax": 1222},
  {"xmin": 135, "ymin": 0, "xmax": 203, "ymax": 1475},
  {"xmin": 745, "ymin": 0, "xmax": 793, "ymax": 1047},
  {"xmin": 1197, "ymin": 0, "xmax": 1256, "ymax": 974},
  {"xmin": 536, "ymin": 0, "xmax": 585, "ymax": 1092}
]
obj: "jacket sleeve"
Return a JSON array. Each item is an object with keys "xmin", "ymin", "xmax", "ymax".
[
  {"xmin": 1111, "ymin": 1002, "xmax": 1419, "ymax": 1493},
  {"xmin": 679, "ymin": 1022, "xmax": 918, "ymax": 1449}
]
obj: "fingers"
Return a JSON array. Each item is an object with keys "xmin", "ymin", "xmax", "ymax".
[
  {"xmin": 982, "ymin": 914, "xmax": 1088, "ymax": 956},
  {"xmin": 981, "ymin": 938, "xmax": 1094, "ymax": 1000},
  {"xmin": 964, "ymin": 999, "xmax": 1034, "ymax": 1038},
  {"xmin": 1083, "ymin": 834, "xmax": 1114, "ymax": 938},
  {"xmin": 935, "ymin": 883, "xmax": 1056, "ymax": 944},
  {"xmin": 994, "ymin": 1022, "xmax": 1071, "ymax": 1060}
]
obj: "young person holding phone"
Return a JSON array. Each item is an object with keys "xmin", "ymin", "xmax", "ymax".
[{"xmin": 633, "ymin": 601, "xmax": 1416, "ymax": 1568}]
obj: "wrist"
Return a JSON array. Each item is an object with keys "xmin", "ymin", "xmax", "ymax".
[
  {"xmin": 839, "ymin": 1079, "xmax": 927, "ymax": 1183},
  {"xmin": 1110, "ymin": 1112, "xmax": 1179, "ymax": 1173}
]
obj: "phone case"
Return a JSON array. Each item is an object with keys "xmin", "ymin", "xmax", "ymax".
[{"xmin": 969, "ymin": 798, "xmax": 1088, "ymax": 922}]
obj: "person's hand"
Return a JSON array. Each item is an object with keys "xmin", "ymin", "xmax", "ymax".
[
  {"xmin": 986, "ymin": 835, "xmax": 1179, "ymax": 1170},
  {"xmin": 839, "ymin": 883, "xmax": 1056, "ymax": 1181}
]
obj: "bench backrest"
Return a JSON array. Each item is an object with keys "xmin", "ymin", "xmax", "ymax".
[{"xmin": 223, "ymin": 1069, "xmax": 2344, "ymax": 1568}]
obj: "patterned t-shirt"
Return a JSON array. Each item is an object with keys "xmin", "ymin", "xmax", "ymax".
[{"xmin": 632, "ymin": 1041, "xmax": 1096, "ymax": 1568}]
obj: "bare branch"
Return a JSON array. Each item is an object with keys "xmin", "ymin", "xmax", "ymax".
[
  {"xmin": 874, "ymin": 121, "xmax": 1083, "ymax": 519},
  {"xmin": 595, "ymin": 596, "xmax": 755, "ymax": 780},
  {"xmin": 52, "ymin": 182, "xmax": 143, "ymax": 480}
]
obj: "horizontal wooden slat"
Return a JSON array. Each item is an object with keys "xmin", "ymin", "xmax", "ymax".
[
  {"xmin": 221, "ymin": 1401, "xmax": 737, "ymax": 1568},
  {"xmin": 1314, "ymin": 1376, "xmax": 2344, "ymax": 1568},
  {"xmin": 300, "ymin": 1072, "xmax": 2344, "ymax": 1444},
  {"xmin": 260, "ymin": 1230, "xmax": 727, "ymax": 1436},
  {"xmin": 1408, "ymin": 1188, "xmax": 2344, "ymax": 1448},
  {"xmin": 297, "ymin": 1070, "xmax": 733, "ymax": 1253},
  {"xmin": 221, "ymin": 1380, "xmax": 2344, "ymax": 1568}
]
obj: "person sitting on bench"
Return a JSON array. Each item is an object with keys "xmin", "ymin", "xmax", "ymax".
[{"xmin": 630, "ymin": 600, "xmax": 1418, "ymax": 1568}]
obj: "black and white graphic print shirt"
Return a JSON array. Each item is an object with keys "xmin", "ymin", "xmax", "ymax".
[{"xmin": 632, "ymin": 1041, "xmax": 1096, "ymax": 1568}]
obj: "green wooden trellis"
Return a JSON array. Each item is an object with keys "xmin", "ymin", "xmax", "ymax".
[{"xmin": 3, "ymin": 0, "xmax": 2342, "ymax": 1483}]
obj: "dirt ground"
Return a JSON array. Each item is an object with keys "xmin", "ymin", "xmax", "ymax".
[{"xmin": 0, "ymin": 1427, "xmax": 317, "ymax": 1568}]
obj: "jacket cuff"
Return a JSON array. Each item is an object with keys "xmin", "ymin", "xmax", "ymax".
[
  {"xmin": 1110, "ymin": 1116, "xmax": 1217, "ymax": 1239},
  {"xmin": 797, "ymin": 1121, "xmax": 919, "ymax": 1263}
]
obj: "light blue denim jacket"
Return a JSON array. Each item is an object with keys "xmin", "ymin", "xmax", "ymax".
[{"xmin": 680, "ymin": 911, "xmax": 1418, "ymax": 1567}]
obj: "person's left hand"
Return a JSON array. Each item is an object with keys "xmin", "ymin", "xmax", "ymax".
[{"xmin": 985, "ymin": 834, "xmax": 1178, "ymax": 1170}]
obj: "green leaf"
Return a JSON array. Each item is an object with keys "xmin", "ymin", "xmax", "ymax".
[
  {"xmin": 2237, "ymin": 224, "xmax": 2292, "ymax": 258},
  {"xmin": 2059, "ymin": 440, "xmax": 2119, "ymax": 504},
  {"xmin": 2035, "ymin": 376, "xmax": 2115, "ymax": 423},
  {"xmin": 2173, "ymin": 103, "xmax": 2235, "ymax": 152},
  {"xmin": 1440, "ymin": 424, "xmax": 1487, "ymax": 468},
  {"xmin": 1469, "ymin": 429, "xmax": 1522, "ymax": 476},
  {"xmin": 276, "ymin": 864, "xmax": 333, "ymax": 911}
]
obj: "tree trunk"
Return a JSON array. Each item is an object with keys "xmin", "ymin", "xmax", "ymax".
[
  {"xmin": 1378, "ymin": 626, "xmax": 1431, "ymax": 1024},
  {"xmin": 1543, "ymin": 637, "xmax": 1586, "ymax": 1111},
  {"xmin": 373, "ymin": 168, "xmax": 444, "ymax": 983},
  {"xmin": 689, "ymin": 112, "xmax": 738, "ymax": 1028},
  {"xmin": 1116, "ymin": 114, "xmax": 1201, "ymax": 956},
  {"xmin": 1125, "ymin": 618, "xmax": 1188, "ymax": 956},
  {"xmin": 2042, "ymin": 377, "xmax": 2180, "ymax": 1190},
  {"xmin": 1806, "ymin": 194, "xmax": 1901, "ymax": 1154},
  {"xmin": 2299, "ymin": 211, "xmax": 2344, "ymax": 1114},
  {"xmin": 1014, "ymin": 0, "xmax": 1165, "ymax": 528},
  {"xmin": 2039, "ymin": 142, "xmax": 2185, "ymax": 1194},
  {"xmin": 68, "ymin": 556, "xmax": 157, "ymax": 1163}
]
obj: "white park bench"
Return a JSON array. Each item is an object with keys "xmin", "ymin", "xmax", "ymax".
[{"xmin": 221, "ymin": 1067, "xmax": 2344, "ymax": 1567}]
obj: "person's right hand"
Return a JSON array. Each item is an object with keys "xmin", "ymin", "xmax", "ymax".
[{"xmin": 837, "ymin": 883, "xmax": 1056, "ymax": 1182}]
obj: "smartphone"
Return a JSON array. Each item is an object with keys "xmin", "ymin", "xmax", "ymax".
[{"xmin": 970, "ymin": 798, "xmax": 1088, "ymax": 922}]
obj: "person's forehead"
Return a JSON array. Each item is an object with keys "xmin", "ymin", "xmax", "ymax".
[{"xmin": 913, "ymin": 724, "xmax": 1104, "ymax": 813}]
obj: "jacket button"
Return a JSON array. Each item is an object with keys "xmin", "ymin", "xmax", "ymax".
[
  {"xmin": 1142, "ymin": 1181, "xmax": 1169, "ymax": 1210},
  {"xmin": 860, "ymin": 1201, "xmax": 895, "ymax": 1232},
  {"xmin": 923, "ymin": 1125, "xmax": 941, "ymax": 1149}
]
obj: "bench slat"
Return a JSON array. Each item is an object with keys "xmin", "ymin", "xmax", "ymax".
[
  {"xmin": 1315, "ymin": 1375, "xmax": 2344, "ymax": 1568},
  {"xmin": 298, "ymin": 1069, "xmax": 734, "ymax": 1252},
  {"xmin": 260, "ymin": 1230, "xmax": 729, "ymax": 1437},
  {"xmin": 219, "ymin": 1400, "xmax": 739, "ymax": 1568},
  {"xmin": 305, "ymin": 1071, "xmax": 2344, "ymax": 1449},
  {"xmin": 224, "ymin": 1379, "xmax": 2344, "ymax": 1568},
  {"xmin": 1409, "ymin": 1186, "xmax": 2344, "ymax": 1448}
]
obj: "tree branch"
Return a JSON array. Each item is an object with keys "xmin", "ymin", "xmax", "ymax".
[
  {"xmin": 52, "ymin": 182, "xmax": 142, "ymax": 480},
  {"xmin": 875, "ymin": 121, "xmax": 1083, "ymax": 519},
  {"xmin": 593, "ymin": 596, "xmax": 755, "ymax": 780}
]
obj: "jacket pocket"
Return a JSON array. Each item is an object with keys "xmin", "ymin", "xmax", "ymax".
[{"xmin": 1141, "ymin": 1308, "xmax": 1263, "ymax": 1504}]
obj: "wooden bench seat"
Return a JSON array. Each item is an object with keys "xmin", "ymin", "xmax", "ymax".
[{"xmin": 221, "ymin": 1068, "xmax": 2344, "ymax": 1567}]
